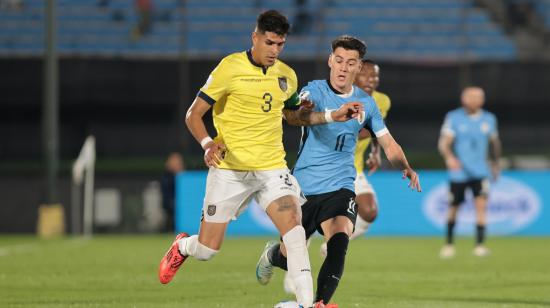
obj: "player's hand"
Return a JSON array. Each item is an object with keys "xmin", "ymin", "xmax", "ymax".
[
  {"xmin": 299, "ymin": 98, "xmax": 315, "ymax": 111},
  {"xmin": 445, "ymin": 156, "xmax": 462, "ymax": 170},
  {"xmin": 402, "ymin": 168, "xmax": 421, "ymax": 192},
  {"xmin": 331, "ymin": 102, "xmax": 364, "ymax": 122},
  {"xmin": 203, "ymin": 142, "xmax": 226, "ymax": 168},
  {"xmin": 366, "ymin": 152, "xmax": 381, "ymax": 176}
]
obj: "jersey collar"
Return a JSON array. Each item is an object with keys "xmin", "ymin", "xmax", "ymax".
[
  {"xmin": 326, "ymin": 79, "xmax": 354, "ymax": 98},
  {"xmin": 247, "ymin": 49, "xmax": 268, "ymax": 75}
]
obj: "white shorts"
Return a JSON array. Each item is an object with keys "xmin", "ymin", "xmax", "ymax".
[
  {"xmin": 354, "ymin": 172, "xmax": 376, "ymax": 196},
  {"xmin": 202, "ymin": 168, "xmax": 306, "ymax": 223}
]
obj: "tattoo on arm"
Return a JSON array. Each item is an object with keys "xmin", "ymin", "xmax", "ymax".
[{"xmin": 283, "ymin": 109, "xmax": 326, "ymax": 126}]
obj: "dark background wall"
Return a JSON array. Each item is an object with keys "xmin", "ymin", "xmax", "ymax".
[{"xmin": 1, "ymin": 58, "xmax": 550, "ymax": 161}]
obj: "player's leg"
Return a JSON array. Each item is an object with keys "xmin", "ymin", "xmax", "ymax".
[
  {"xmin": 320, "ymin": 174, "xmax": 376, "ymax": 257},
  {"xmin": 351, "ymin": 173, "xmax": 377, "ymax": 239},
  {"xmin": 472, "ymin": 179, "xmax": 490, "ymax": 256},
  {"xmin": 158, "ymin": 168, "xmax": 250, "ymax": 283},
  {"xmin": 440, "ymin": 181, "xmax": 464, "ymax": 258},
  {"xmin": 256, "ymin": 170, "xmax": 314, "ymax": 307},
  {"xmin": 315, "ymin": 190, "xmax": 356, "ymax": 304}
]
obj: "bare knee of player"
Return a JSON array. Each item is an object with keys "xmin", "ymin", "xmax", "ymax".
[
  {"xmin": 267, "ymin": 195, "xmax": 302, "ymax": 235},
  {"xmin": 357, "ymin": 193, "xmax": 378, "ymax": 223},
  {"xmin": 322, "ymin": 216, "xmax": 354, "ymax": 239}
]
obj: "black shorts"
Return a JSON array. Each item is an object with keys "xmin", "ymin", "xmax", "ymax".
[
  {"xmin": 449, "ymin": 179, "xmax": 489, "ymax": 206},
  {"xmin": 301, "ymin": 188, "xmax": 357, "ymax": 239}
]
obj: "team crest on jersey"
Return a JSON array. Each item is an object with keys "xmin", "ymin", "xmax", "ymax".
[
  {"xmin": 207, "ymin": 205, "xmax": 216, "ymax": 216},
  {"xmin": 278, "ymin": 77, "xmax": 288, "ymax": 92}
]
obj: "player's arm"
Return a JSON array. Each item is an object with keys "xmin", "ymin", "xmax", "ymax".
[
  {"xmin": 283, "ymin": 100, "xmax": 363, "ymax": 126},
  {"xmin": 377, "ymin": 132, "xmax": 421, "ymax": 192},
  {"xmin": 489, "ymin": 132, "xmax": 502, "ymax": 181},
  {"xmin": 185, "ymin": 96, "xmax": 225, "ymax": 168},
  {"xmin": 366, "ymin": 138, "xmax": 382, "ymax": 175},
  {"xmin": 438, "ymin": 116, "xmax": 461, "ymax": 170}
]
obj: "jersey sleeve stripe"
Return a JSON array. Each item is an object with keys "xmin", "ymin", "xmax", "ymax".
[
  {"xmin": 374, "ymin": 127, "xmax": 389, "ymax": 138},
  {"xmin": 197, "ymin": 91, "xmax": 216, "ymax": 105}
]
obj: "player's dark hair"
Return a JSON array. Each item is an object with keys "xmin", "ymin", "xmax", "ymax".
[
  {"xmin": 256, "ymin": 10, "xmax": 290, "ymax": 36},
  {"xmin": 331, "ymin": 35, "xmax": 367, "ymax": 58},
  {"xmin": 362, "ymin": 58, "xmax": 377, "ymax": 65}
]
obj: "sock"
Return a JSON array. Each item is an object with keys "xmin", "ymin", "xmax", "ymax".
[
  {"xmin": 178, "ymin": 234, "xmax": 198, "ymax": 257},
  {"xmin": 283, "ymin": 225, "xmax": 314, "ymax": 307},
  {"xmin": 316, "ymin": 232, "xmax": 349, "ymax": 304},
  {"xmin": 268, "ymin": 243, "xmax": 288, "ymax": 271},
  {"xmin": 446, "ymin": 221, "xmax": 455, "ymax": 245},
  {"xmin": 476, "ymin": 224, "xmax": 486, "ymax": 245},
  {"xmin": 177, "ymin": 235, "xmax": 218, "ymax": 260},
  {"xmin": 350, "ymin": 215, "xmax": 370, "ymax": 240}
]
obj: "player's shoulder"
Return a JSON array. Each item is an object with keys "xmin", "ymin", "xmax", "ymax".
[
  {"xmin": 302, "ymin": 79, "xmax": 326, "ymax": 91},
  {"xmin": 274, "ymin": 59, "xmax": 296, "ymax": 76},
  {"xmin": 447, "ymin": 107, "xmax": 464, "ymax": 118},
  {"xmin": 218, "ymin": 51, "xmax": 246, "ymax": 66},
  {"xmin": 354, "ymin": 86, "xmax": 376, "ymax": 105},
  {"xmin": 482, "ymin": 109, "xmax": 497, "ymax": 120}
]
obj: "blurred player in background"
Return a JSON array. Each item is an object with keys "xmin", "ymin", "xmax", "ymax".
[
  {"xmin": 257, "ymin": 36, "xmax": 421, "ymax": 307},
  {"xmin": 160, "ymin": 152, "xmax": 184, "ymax": 232},
  {"xmin": 319, "ymin": 59, "xmax": 391, "ymax": 257},
  {"xmin": 438, "ymin": 86, "xmax": 501, "ymax": 258},
  {"xmin": 158, "ymin": 10, "xmax": 363, "ymax": 308}
]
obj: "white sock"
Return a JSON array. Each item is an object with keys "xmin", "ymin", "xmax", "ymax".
[
  {"xmin": 283, "ymin": 225, "xmax": 313, "ymax": 307},
  {"xmin": 177, "ymin": 235, "xmax": 218, "ymax": 261},
  {"xmin": 350, "ymin": 215, "xmax": 370, "ymax": 240},
  {"xmin": 178, "ymin": 234, "xmax": 198, "ymax": 257}
]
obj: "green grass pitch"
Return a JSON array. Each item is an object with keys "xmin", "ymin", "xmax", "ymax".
[{"xmin": 0, "ymin": 235, "xmax": 549, "ymax": 307}]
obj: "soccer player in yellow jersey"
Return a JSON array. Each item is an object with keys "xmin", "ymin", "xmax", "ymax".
[{"xmin": 157, "ymin": 10, "xmax": 363, "ymax": 307}]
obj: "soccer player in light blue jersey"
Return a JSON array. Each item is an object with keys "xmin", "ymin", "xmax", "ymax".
[
  {"xmin": 438, "ymin": 86, "xmax": 502, "ymax": 258},
  {"xmin": 256, "ymin": 35, "xmax": 421, "ymax": 307}
]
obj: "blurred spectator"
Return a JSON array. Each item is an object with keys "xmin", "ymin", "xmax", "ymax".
[
  {"xmin": 292, "ymin": 0, "xmax": 312, "ymax": 35},
  {"xmin": 160, "ymin": 152, "xmax": 184, "ymax": 232},
  {"xmin": 0, "ymin": 0, "xmax": 24, "ymax": 10},
  {"xmin": 506, "ymin": 0, "xmax": 536, "ymax": 27},
  {"xmin": 132, "ymin": 0, "xmax": 154, "ymax": 40},
  {"xmin": 97, "ymin": 0, "xmax": 110, "ymax": 8}
]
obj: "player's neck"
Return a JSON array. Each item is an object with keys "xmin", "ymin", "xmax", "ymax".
[
  {"xmin": 464, "ymin": 107, "xmax": 481, "ymax": 115},
  {"xmin": 249, "ymin": 48, "xmax": 267, "ymax": 68}
]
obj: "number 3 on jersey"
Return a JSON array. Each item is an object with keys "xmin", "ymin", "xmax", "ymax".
[{"xmin": 262, "ymin": 92, "xmax": 272, "ymax": 112}]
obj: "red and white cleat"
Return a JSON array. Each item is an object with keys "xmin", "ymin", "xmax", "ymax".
[{"xmin": 158, "ymin": 232, "xmax": 188, "ymax": 284}]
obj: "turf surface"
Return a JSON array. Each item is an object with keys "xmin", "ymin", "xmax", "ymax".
[{"xmin": 0, "ymin": 235, "xmax": 549, "ymax": 307}]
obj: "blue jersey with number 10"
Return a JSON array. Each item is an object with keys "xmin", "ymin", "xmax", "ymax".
[{"xmin": 293, "ymin": 80, "xmax": 388, "ymax": 196}]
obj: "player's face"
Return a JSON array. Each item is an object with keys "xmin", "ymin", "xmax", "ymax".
[
  {"xmin": 328, "ymin": 47, "xmax": 362, "ymax": 92},
  {"xmin": 355, "ymin": 64, "xmax": 379, "ymax": 94},
  {"xmin": 252, "ymin": 31, "xmax": 286, "ymax": 67},
  {"xmin": 461, "ymin": 87, "xmax": 485, "ymax": 112}
]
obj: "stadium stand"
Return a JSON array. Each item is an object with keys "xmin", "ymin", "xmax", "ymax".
[{"xmin": 0, "ymin": 0, "xmax": 517, "ymax": 60}]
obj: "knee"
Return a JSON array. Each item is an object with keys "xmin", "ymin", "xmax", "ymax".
[
  {"xmin": 194, "ymin": 242, "xmax": 219, "ymax": 261},
  {"xmin": 358, "ymin": 198, "xmax": 378, "ymax": 223}
]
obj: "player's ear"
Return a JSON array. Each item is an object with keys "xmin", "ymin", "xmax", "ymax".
[{"xmin": 327, "ymin": 53, "xmax": 333, "ymax": 69}]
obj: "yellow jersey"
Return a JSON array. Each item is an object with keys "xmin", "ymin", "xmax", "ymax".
[
  {"xmin": 354, "ymin": 90, "xmax": 391, "ymax": 174},
  {"xmin": 198, "ymin": 50, "xmax": 300, "ymax": 171}
]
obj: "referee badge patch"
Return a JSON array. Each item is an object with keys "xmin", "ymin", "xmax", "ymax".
[
  {"xmin": 207, "ymin": 205, "xmax": 216, "ymax": 216},
  {"xmin": 278, "ymin": 77, "xmax": 288, "ymax": 92}
]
